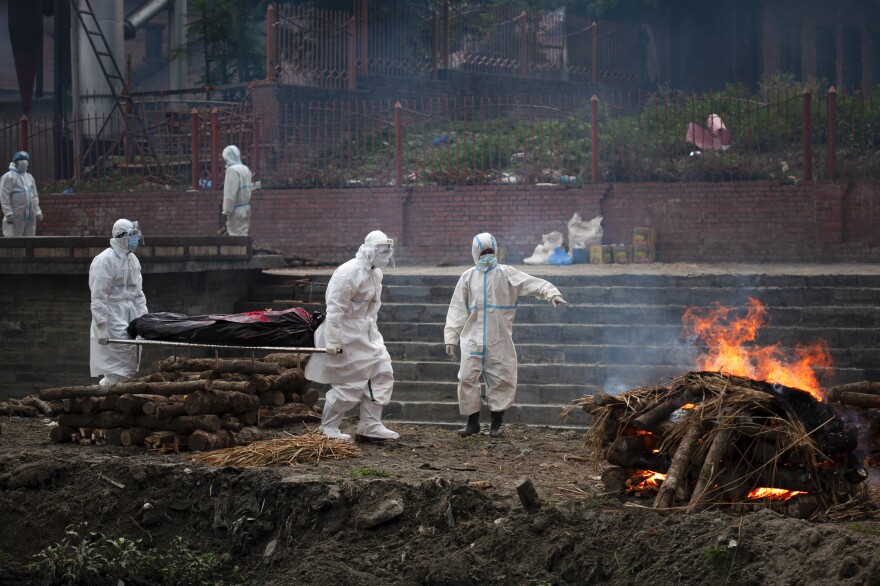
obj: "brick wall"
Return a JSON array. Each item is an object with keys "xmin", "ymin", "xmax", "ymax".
[
  {"xmin": 36, "ymin": 180, "xmax": 880, "ymax": 264},
  {"xmin": 0, "ymin": 269, "xmax": 261, "ymax": 399}
]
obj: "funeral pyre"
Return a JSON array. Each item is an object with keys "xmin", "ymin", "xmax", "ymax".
[
  {"xmin": 28, "ymin": 353, "xmax": 320, "ymax": 452},
  {"xmin": 576, "ymin": 371, "xmax": 867, "ymax": 518},
  {"xmin": 573, "ymin": 298, "xmax": 874, "ymax": 519}
]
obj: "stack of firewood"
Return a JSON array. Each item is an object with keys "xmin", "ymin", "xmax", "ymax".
[
  {"xmin": 571, "ymin": 371, "xmax": 868, "ymax": 519},
  {"xmin": 826, "ymin": 381, "xmax": 880, "ymax": 466},
  {"xmin": 36, "ymin": 353, "xmax": 320, "ymax": 452}
]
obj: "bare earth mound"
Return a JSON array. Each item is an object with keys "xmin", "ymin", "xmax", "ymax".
[{"xmin": 2, "ymin": 417, "xmax": 880, "ymax": 585}]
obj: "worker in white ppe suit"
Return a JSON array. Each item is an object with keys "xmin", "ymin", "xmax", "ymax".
[
  {"xmin": 89, "ymin": 219, "xmax": 149, "ymax": 385},
  {"xmin": 444, "ymin": 233, "xmax": 567, "ymax": 437},
  {"xmin": 1, "ymin": 151, "xmax": 43, "ymax": 237},
  {"xmin": 304, "ymin": 230, "xmax": 399, "ymax": 441},
  {"xmin": 221, "ymin": 145, "xmax": 253, "ymax": 236}
]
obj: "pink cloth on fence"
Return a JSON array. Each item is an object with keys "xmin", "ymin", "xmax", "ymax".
[{"xmin": 686, "ymin": 113, "xmax": 731, "ymax": 150}]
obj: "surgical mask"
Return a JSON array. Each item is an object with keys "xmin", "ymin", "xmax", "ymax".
[
  {"xmin": 478, "ymin": 254, "xmax": 496, "ymax": 266},
  {"xmin": 16, "ymin": 160, "xmax": 28, "ymax": 173},
  {"xmin": 373, "ymin": 246, "xmax": 393, "ymax": 269},
  {"xmin": 127, "ymin": 236, "xmax": 140, "ymax": 252}
]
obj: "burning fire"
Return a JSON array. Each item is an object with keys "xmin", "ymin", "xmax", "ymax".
[
  {"xmin": 629, "ymin": 470, "xmax": 666, "ymax": 491},
  {"xmin": 682, "ymin": 298, "xmax": 832, "ymax": 400},
  {"xmin": 746, "ymin": 487, "xmax": 807, "ymax": 501}
]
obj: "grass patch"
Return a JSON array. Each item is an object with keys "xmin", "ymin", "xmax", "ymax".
[{"xmin": 701, "ymin": 545, "xmax": 734, "ymax": 575}]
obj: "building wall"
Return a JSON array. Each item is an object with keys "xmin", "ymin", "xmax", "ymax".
[{"xmin": 34, "ymin": 180, "xmax": 880, "ymax": 265}]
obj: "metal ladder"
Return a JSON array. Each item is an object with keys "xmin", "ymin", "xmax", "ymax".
[{"xmin": 70, "ymin": 0, "xmax": 151, "ymax": 168}]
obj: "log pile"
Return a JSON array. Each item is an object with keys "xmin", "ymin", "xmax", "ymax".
[
  {"xmin": 825, "ymin": 381, "xmax": 880, "ymax": 467},
  {"xmin": 573, "ymin": 371, "xmax": 868, "ymax": 519},
  {"xmin": 37, "ymin": 353, "xmax": 321, "ymax": 452}
]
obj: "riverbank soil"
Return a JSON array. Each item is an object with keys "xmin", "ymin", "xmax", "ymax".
[{"xmin": 2, "ymin": 417, "xmax": 880, "ymax": 585}]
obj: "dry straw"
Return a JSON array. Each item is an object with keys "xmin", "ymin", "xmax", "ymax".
[{"xmin": 190, "ymin": 432, "xmax": 361, "ymax": 467}]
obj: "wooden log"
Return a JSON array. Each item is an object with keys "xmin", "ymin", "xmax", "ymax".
[
  {"xmin": 135, "ymin": 414, "xmax": 221, "ymax": 434},
  {"xmin": 61, "ymin": 398, "xmax": 86, "ymax": 413},
  {"xmin": 220, "ymin": 414, "xmax": 244, "ymax": 432},
  {"xmin": 59, "ymin": 412, "xmax": 138, "ymax": 429},
  {"xmin": 654, "ymin": 423, "xmax": 703, "ymax": 509},
  {"xmin": 208, "ymin": 380, "xmax": 257, "ymax": 394},
  {"xmin": 600, "ymin": 466, "xmax": 631, "ymax": 493},
  {"xmin": 605, "ymin": 433, "xmax": 656, "ymax": 458},
  {"xmin": 120, "ymin": 427, "xmax": 151, "ymax": 447},
  {"xmin": 274, "ymin": 370, "xmax": 307, "ymax": 394},
  {"xmin": 39, "ymin": 381, "xmax": 209, "ymax": 401},
  {"xmin": 116, "ymin": 394, "xmax": 169, "ymax": 415},
  {"xmin": 0, "ymin": 402, "xmax": 39, "ymax": 417},
  {"xmin": 49, "ymin": 425, "xmax": 78, "ymax": 444},
  {"xmin": 93, "ymin": 428, "xmax": 124, "ymax": 446},
  {"xmin": 688, "ymin": 426, "xmax": 734, "ymax": 512},
  {"xmin": 259, "ymin": 390, "xmax": 286, "ymax": 407},
  {"xmin": 189, "ymin": 429, "xmax": 237, "ymax": 451},
  {"xmin": 515, "ymin": 477, "xmax": 542, "ymax": 513},
  {"xmin": 19, "ymin": 396, "xmax": 54, "ymax": 416},
  {"xmin": 259, "ymin": 410, "xmax": 321, "ymax": 428},
  {"xmin": 141, "ymin": 397, "xmax": 172, "ymax": 415},
  {"xmin": 300, "ymin": 386, "xmax": 320, "ymax": 409},
  {"xmin": 830, "ymin": 390, "xmax": 880, "ymax": 410},
  {"xmin": 262, "ymin": 353, "xmax": 307, "ymax": 370},
  {"xmin": 827, "ymin": 382, "xmax": 880, "ymax": 398},
  {"xmin": 283, "ymin": 391, "xmax": 301, "ymax": 404},
  {"xmin": 237, "ymin": 411, "xmax": 259, "ymax": 426},
  {"xmin": 99, "ymin": 395, "xmax": 120, "ymax": 412},
  {"xmin": 183, "ymin": 390, "xmax": 260, "ymax": 416},
  {"xmin": 158, "ymin": 357, "xmax": 282, "ymax": 375},
  {"xmin": 606, "ymin": 449, "xmax": 670, "ymax": 472},
  {"xmin": 593, "ymin": 392, "xmax": 627, "ymax": 407},
  {"xmin": 145, "ymin": 431, "xmax": 188, "ymax": 452},
  {"xmin": 152, "ymin": 403, "xmax": 187, "ymax": 419},
  {"xmin": 249, "ymin": 374, "xmax": 275, "ymax": 393},
  {"xmin": 633, "ymin": 392, "xmax": 693, "ymax": 431},
  {"xmin": 784, "ymin": 493, "xmax": 820, "ymax": 519}
]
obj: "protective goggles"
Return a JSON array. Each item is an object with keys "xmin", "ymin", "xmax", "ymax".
[{"xmin": 113, "ymin": 221, "xmax": 143, "ymax": 240}]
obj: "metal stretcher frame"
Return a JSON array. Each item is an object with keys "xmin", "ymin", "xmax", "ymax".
[{"xmin": 106, "ymin": 338, "xmax": 330, "ymax": 353}]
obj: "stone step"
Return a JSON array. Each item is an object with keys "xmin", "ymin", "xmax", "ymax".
[
  {"xmin": 386, "ymin": 381, "xmax": 589, "ymax": 405},
  {"xmin": 380, "ymin": 400, "xmax": 590, "ymax": 427}
]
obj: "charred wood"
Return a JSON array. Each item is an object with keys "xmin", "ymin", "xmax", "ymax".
[
  {"xmin": 183, "ymin": 390, "xmax": 260, "ymax": 416},
  {"xmin": 158, "ymin": 357, "xmax": 282, "ymax": 376}
]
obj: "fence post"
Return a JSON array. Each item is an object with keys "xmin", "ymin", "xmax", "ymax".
[
  {"xmin": 266, "ymin": 4, "xmax": 276, "ymax": 82},
  {"xmin": 827, "ymin": 86, "xmax": 836, "ymax": 181},
  {"xmin": 348, "ymin": 16, "xmax": 357, "ymax": 90},
  {"xmin": 359, "ymin": 0, "xmax": 369, "ymax": 75},
  {"xmin": 191, "ymin": 108, "xmax": 200, "ymax": 191},
  {"xmin": 802, "ymin": 88, "xmax": 812, "ymax": 181},
  {"xmin": 211, "ymin": 108, "xmax": 220, "ymax": 190},
  {"xmin": 518, "ymin": 13, "xmax": 527, "ymax": 77},
  {"xmin": 590, "ymin": 96, "xmax": 598, "ymax": 183},
  {"xmin": 394, "ymin": 101, "xmax": 403, "ymax": 187},
  {"xmin": 591, "ymin": 22, "xmax": 598, "ymax": 84},
  {"xmin": 20, "ymin": 115, "xmax": 28, "ymax": 152},
  {"xmin": 252, "ymin": 115, "xmax": 260, "ymax": 175}
]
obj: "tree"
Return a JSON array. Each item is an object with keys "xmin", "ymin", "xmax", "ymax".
[{"xmin": 188, "ymin": 0, "xmax": 270, "ymax": 86}]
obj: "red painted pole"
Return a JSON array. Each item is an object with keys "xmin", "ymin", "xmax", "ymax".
[
  {"xmin": 591, "ymin": 22, "xmax": 598, "ymax": 84},
  {"xmin": 211, "ymin": 108, "xmax": 219, "ymax": 190},
  {"xmin": 827, "ymin": 86, "xmax": 836, "ymax": 180},
  {"xmin": 252, "ymin": 115, "xmax": 260, "ymax": 174},
  {"xmin": 20, "ymin": 114, "xmax": 28, "ymax": 153},
  {"xmin": 591, "ymin": 95, "xmax": 598, "ymax": 183},
  {"xmin": 802, "ymin": 88, "xmax": 812, "ymax": 181},
  {"xmin": 266, "ymin": 5, "xmax": 276, "ymax": 82},
  {"xmin": 394, "ymin": 101, "xmax": 402, "ymax": 187},
  {"xmin": 191, "ymin": 108, "xmax": 200, "ymax": 191}
]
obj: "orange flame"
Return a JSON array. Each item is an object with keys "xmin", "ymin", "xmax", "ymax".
[
  {"xmin": 746, "ymin": 487, "xmax": 807, "ymax": 501},
  {"xmin": 682, "ymin": 298, "xmax": 831, "ymax": 400},
  {"xmin": 630, "ymin": 470, "xmax": 666, "ymax": 491}
]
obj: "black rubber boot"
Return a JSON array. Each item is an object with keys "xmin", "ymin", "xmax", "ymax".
[
  {"xmin": 456, "ymin": 412, "xmax": 480, "ymax": 437},
  {"xmin": 490, "ymin": 411, "xmax": 504, "ymax": 437}
]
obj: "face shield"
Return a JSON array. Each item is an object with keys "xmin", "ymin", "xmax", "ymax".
[
  {"xmin": 362, "ymin": 230, "xmax": 394, "ymax": 268},
  {"xmin": 373, "ymin": 243, "xmax": 395, "ymax": 269}
]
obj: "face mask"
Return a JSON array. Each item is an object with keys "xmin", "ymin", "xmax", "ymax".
[
  {"xmin": 373, "ymin": 247, "xmax": 393, "ymax": 268},
  {"xmin": 127, "ymin": 236, "xmax": 140, "ymax": 252},
  {"xmin": 16, "ymin": 161, "xmax": 28, "ymax": 173},
  {"xmin": 478, "ymin": 254, "xmax": 496, "ymax": 266}
]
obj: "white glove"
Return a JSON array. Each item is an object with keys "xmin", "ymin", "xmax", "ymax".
[
  {"xmin": 446, "ymin": 344, "xmax": 457, "ymax": 357},
  {"xmin": 324, "ymin": 342, "xmax": 342, "ymax": 355},
  {"xmin": 3, "ymin": 215, "xmax": 11, "ymax": 224},
  {"xmin": 550, "ymin": 295, "xmax": 568, "ymax": 308},
  {"xmin": 36, "ymin": 213, "xmax": 43, "ymax": 221},
  {"xmin": 95, "ymin": 322, "xmax": 110, "ymax": 345}
]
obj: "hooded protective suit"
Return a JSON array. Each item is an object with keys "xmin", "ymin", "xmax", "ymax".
[
  {"xmin": 1, "ymin": 152, "xmax": 42, "ymax": 237},
  {"xmin": 221, "ymin": 145, "xmax": 253, "ymax": 236},
  {"xmin": 445, "ymin": 233, "xmax": 563, "ymax": 416},
  {"xmin": 305, "ymin": 230, "xmax": 399, "ymax": 440},
  {"xmin": 89, "ymin": 219, "xmax": 149, "ymax": 384}
]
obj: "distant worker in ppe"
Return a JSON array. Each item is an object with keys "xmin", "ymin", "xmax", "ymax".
[
  {"xmin": 305, "ymin": 230, "xmax": 399, "ymax": 441},
  {"xmin": 221, "ymin": 145, "xmax": 253, "ymax": 236},
  {"xmin": 445, "ymin": 233, "xmax": 567, "ymax": 437},
  {"xmin": 1, "ymin": 151, "xmax": 43, "ymax": 237},
  {"xmin": 89, "ymin": 219, "xmax": 148, "ymax": 386}
]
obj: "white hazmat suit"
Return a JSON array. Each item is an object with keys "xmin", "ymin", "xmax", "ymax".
[
  {"xmin": 1, "ymin": 152, "xmax": 43, "ymax": 237},
  {"xmin": 221, "ymin": 145, "xmax": 253, "ymax": 236},
  {"xmin": 305, "ymin": 230, "xmax": 399, "ymax": 441},
  {"xmin": 444, "ymin": 233, "xmax": 565, "ymax": 436},
  {"xmin": 89, "ymin": 219, "xmax": 149, "ymax": 385}
]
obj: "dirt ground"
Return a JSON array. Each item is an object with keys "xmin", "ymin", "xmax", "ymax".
[{"xmin": 2, "ymin": 415, "xmax": 880, "ymax": 586}]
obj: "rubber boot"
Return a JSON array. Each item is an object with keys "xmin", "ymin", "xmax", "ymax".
[
  {"xmin": 489, "ymin": 411, "xmax": 504, "ymax": 437},
  {"xmin": 319, "ymin": 401, "xmax": 352, "ymax": 441},
  {"xmin": 357, "ymin": 398, "xmax": 400, "ymax": 440},
  {"xmin": 456, "ymin": 412, "xmax": 481, "ymax": 437}
]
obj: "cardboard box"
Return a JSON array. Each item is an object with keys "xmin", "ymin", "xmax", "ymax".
[
  {"xmin": 613, "ymin": 243, "xmax": 632, "ymax": 264},
  {"xmin": 633, "ymin": 227, "xmax": 656, "ymax": 263}
]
